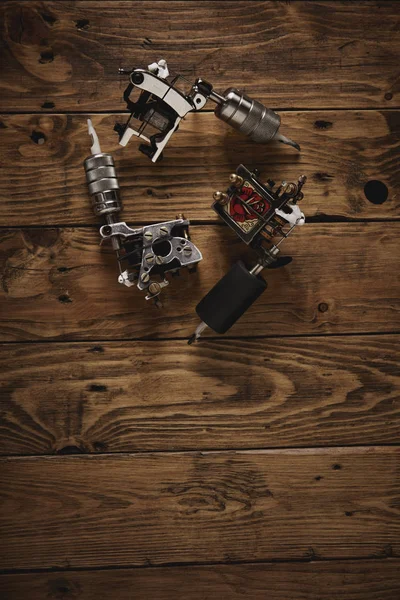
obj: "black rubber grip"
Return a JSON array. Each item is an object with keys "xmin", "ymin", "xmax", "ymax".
[{"xmin": 196, "ymin": 261, "xmax": 267, "ymax": 334}]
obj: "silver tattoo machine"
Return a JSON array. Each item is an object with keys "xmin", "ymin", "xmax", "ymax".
[
  {"xmin": 116, "ymin": 59, "xmax": 300, "ymax": 162},
  {"xmin": 84, "ymin": 119, "xmax": 202, "ymax": 306},
  {"xmin": 188, "ymin": 166, "xmax": 306, "ymax": 343}
]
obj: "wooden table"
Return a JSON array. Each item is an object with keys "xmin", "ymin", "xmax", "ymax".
[{"xmin": 0, "ymin": 2, "xmax": 399, "ymax": 598}]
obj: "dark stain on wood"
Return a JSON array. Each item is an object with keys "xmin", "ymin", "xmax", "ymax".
[
  {"xmin": 89, "ymin": 384, "xmax": 107, "ymax": 392},
  {"xmin": 314, "ymin": 120, "xmax": 333, "ymax": 129},
  {"xmin": 40, "ymin": 12, "xmax": 57, "ymax": 26},
  {"xmin": 58, "ymin": 294, "xmax": 72, "ymax": 303}
]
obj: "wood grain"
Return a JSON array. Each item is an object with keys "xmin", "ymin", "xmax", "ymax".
[
  {"xmin": 1, "ymin": 560, "xmax": 400, "ymax": 600},
  {"xmin": 1, "ymin": 2, "xmax": 399, "ymax": 111},
  {"xmin": 0, "ymin": 447, "xmax": 399, "ymax": 569},
  {"xmin": 0, "ymin": 110, "xmax": 398, "ymax": 225},
  {"xmin": 1, "ymin": 336, "xmax": 399, "ymax": 455},
  {"xmin": 1, "ymin": 223, "xmax": 399, "ymax": 341}
]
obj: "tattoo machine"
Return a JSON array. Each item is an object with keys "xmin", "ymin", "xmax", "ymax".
[
  {"xmin": 84, "ymin": 119, "xmax": 202, "ymax": 306},
  {"xmin": 188, "ymin": 165, "xmax": 306, "ymax": 343},
  {"xmin": 116, "ymin": 59, "xmax": 300, "ymax": 162}
]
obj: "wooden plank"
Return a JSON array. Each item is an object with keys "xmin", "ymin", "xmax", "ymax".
[
  {"xmin": 0, "ymin": 223, "xmax": 399, "ymax": 341},
  {"xmin": 0, "ymin": 447, "xmax": 399, "ymax": 569},
  {"xmin": 1, "ymin": 336, "xmax": 399, "ymax": 455},
  {"xmin": 1, "ymin": 560, "xmax": 400, "ymax": 600},
  {"xmin": 1, "ymin": 2, "xmax": 399, "ymax": 111},
  {"xmin": 0, "ymin": 111, "xmax": 399, "ymax": 225}
]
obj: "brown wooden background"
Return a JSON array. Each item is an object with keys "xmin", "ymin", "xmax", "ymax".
[{"xmin": 0, "ymin": 2, "xmax": 400, "ymax": 598}]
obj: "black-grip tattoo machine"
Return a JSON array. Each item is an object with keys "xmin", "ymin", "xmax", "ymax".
[{"xmin": 188, "ymin": 165, "xmax": 306, "ymax": 343}]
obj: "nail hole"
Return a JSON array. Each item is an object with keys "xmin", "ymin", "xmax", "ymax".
[
  {"xmin": 88, "ymin": 346, "xmax": 104, "ymax": 353},
  {"xmin": 57, "ymin": 266, "xmax": 68, "ymax": 273},
  {"xmin": 385, "ymin": 92, "xmax": 393, "ymax": 101},
  {"xmin": 364, "ymin": 180, "xmax": 388, "ymax": 205},
  {"xmin": 315, "ymin": 475, "xmax": 323, "ymax": 481},
  {"xmin": 75, "ymin": 19, "xmax": 90, "ymax": 30},
  {"xmin": 345, "ymin": 511, "xmax": 354, "ymax": 517},
  {"xmin": 41, "ymin": 101, "xmax": 55, "ymax": 109},
  {"xmin": 318, "ymin": 302, "xmax": 328, "ymax": 313},
  {"xmin": 39, "ymin": 50, "xmax": 54, "ymax": 64},
  {"xmin": 58, "ymin": 294, "xmax": 72, "ymax": 303},
  {"xmin": 30, "ymin": 131, "xmax": 46, "ymax": 145},
  {"xmin": 332, "ymin": 463, "xmax": 342, "ymax": 470}
]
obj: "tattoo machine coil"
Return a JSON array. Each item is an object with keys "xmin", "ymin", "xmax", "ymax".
[
  {"xmin": 83, "ymin": 119, "xmax": 202, "ymax": 306},
  {"xmin": 117, "ymin": 59, "xmax": 300, "ymax": 162},
  {"xmin": 188, "ymin": 165, "xmax": 306, "ymax": 343}
]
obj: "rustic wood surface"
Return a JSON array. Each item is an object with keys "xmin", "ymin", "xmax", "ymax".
[
  {"xmin": 1, "ymin": 1, "xmax": 399, "ymax": 111},
  {"xmin": 1, "ymin": 336, "xmax": 399, "ymax": 455},
  {"xmin": 0, "ymin": 110, "xmax": 399, "ymax": 225},
  {"xmin": 1, "ymin": 0, "xmax": 399, "ymax": 596},
  {"xmin": 1, "ymin": 448, "xmax": 399, "ymax": 570},
  {"xmin": 1, "ymin": 224, "xmax": 399, "ymax": 341},
  {"xmin": 1, "ymin": 560, "xmax": 400, "ymax": 600}
]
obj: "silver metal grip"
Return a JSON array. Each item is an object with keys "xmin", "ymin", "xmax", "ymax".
[
  {"xmin": 214, "ymin": 88, "xmax": 281, "ymax": 143},
  {"xmin": 83, "ymin": 152, "xmax": 122, "ymax": 216}
]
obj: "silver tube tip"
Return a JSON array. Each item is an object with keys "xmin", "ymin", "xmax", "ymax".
[{"xmin": 275, "ymin": 133, "xmax": 301, "ymax": 152}]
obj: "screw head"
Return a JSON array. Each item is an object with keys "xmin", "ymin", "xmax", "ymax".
[
  {"xmin": 141, "ymin": 272, "xmax": 150, "ymax": 283},
  {"xmin": 144, "ymin": 231, "xmax": 153, "ymax": 240},
  {"xmin": 145, "ymin": 253, "xmax": 155, "ymax": 264},
  {"xmin": 183, "ymin": 246, "xmax": 192, "ymax": 255},
  {"xmin": 159, "ymin": 226, "xmax": 169, "ymax": 236},
  {"xmin": 155, "ymin": 255, "xmax": 163, "ymax": 265}
]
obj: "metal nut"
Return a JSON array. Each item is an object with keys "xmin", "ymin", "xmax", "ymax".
[
  {"xmin": 148, "ymin": 282, "xmax": 161, "ymax": 295},
  {"xmin": 229, "ymin": 173, "xmax": 243, "ymax": 187},
  {"xmin": 213, "ymin": 191, "xmax": 222, "ymax": 201},
  {"xmin": 213, "ymin": 191, "xmax": 229, "ymax": 204}
]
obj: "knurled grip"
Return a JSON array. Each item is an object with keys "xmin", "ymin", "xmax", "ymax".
[{"xmin": 83, "ymin": 152, "xmax": 122, "ymax": 216}]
